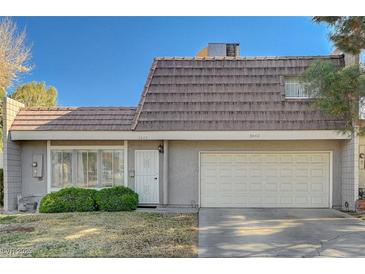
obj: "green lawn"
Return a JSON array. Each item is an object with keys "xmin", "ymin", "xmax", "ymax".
[{"xmin": 0, "ymin": 211, "xmax": 198, "ymax": 258}]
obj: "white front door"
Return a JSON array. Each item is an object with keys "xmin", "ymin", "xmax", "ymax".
[
  {"xmin": 200, "ymin": 152, "xmax": 330, "ymax": 208},
  {"xmin": 135, "ymin": 150, "xmax": 159, "ymax": 204}
]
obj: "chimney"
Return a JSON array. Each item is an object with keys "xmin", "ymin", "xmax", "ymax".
[
  {"xmin": 332, "ymin": 48, "xmax": 359, "ymax": 66},
  {"xmin": 197, "ymin": 43, "xmax": 240, "ymax": 57}
]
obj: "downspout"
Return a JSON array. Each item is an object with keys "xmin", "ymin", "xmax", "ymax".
[{"xmin": 163, "ymin": 140, "xmax": 168, "ymax": 206}]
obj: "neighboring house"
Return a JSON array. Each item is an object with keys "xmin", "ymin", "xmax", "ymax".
[{"xmin": 2, "ymin": 43, "xmax": 363, "ymax": 212}]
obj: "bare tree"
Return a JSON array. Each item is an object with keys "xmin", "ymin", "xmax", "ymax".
[
  {"xmin": 0, "ymin": 17, "xmax": 32, "ymax": 97},
  {"xmin": 0, "ymin": 17, "xmax": 32, "ymax": 150}
]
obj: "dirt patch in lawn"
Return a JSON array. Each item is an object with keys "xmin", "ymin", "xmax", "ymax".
[
  {"xmin": 2, "ymin": 226, "xmax": 35, "ymax": 233},
  {"xmin": 0, "ymin": 212, "xmax": 198, "ymax": 258}
]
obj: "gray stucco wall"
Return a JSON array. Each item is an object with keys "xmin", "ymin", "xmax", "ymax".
[
  {"xmin": 20, "ymin": 140, "xmax": 125, "ymax": 201},
  {"xmin": 168, "ymin": 140, "xmax": 344, "ymax": 208},
  {"xmin": 21, "ymin": 141, "xmax": 48, "ymax": 199},
  {"xmin": 19, "ymin": 140, "xmax": 164, "ymax": 206},
  {"xmin": 3, "ymin": 98, "xmax": 24, "ymax": 212},
  {"xmin": 127, "ymin": 141, "xmax": 164, "ymax": 204},
  {"xmin": 14, "ymin": 138, "xmax": 348, "ymax": 209},
  {"xmin": 359, "ymin": 136, "xmax": 365, "ymax": 188},
  {"xmin": 341, "ymin": 136, "xmax": 359, "ymax": 210}
]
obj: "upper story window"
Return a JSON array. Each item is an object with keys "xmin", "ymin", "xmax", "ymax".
[{"xmin": 284, "ymin": 78, "xmax": 309, "ymax": 98}]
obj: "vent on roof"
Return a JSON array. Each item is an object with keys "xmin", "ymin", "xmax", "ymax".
[{"xmin": 204, "ymin": 43, "xmax": 240, "ymax": 57}]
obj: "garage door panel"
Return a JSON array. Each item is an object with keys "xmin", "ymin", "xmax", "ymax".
[
  {"xmin": 234, "ymin": 169, "xmax": 248, "ymax": 177},
  {"xmin": 200, "ymin": 152, "xmax": 330, "ymax": 208},
  {"xmin": 219, "ymin": 186, "xmax": 232, "ymax": 193},
  {"xmin": 311, "ymin": 182, "xmax": 326, "ymax": 192},
  {"xmin": 264, "ymin": 183, "xmax": 278, "ymax": 191},
  {"xmin": 233, "ymin": 183, "xmax": 248, "ymax": 192},
  {"xmin": 231, "ymin": 195, "xmax": 248, "ymax": 205},
  {"xmin": 295, "ymin": 182, "xmax": 309, "ymax": 192},
  {"xmin": 264, "ymin": 196, "xmax": 279, "ymax": 205},
  {"xmin": 311, "ymin": 154, "xmax": 328, "ymax": 162},
  {"xmin": 232, "ymin": 154, "xmax": 248, "ymax": 162},
  {"xmin": 263, "ymin": 167, "xmax": 279, "ymax": 177},
  {"xmin": 248, "ymin": 182, "xmax": 263, "ymax": 191},
  {"xmin": 247, "ymin": 196, "xmax": 262, "ymax": 205},
  {"xmin": 248, "ymin": 168, "xmax": 262, "ymax": 177},
  {"xmin": 294, "ymin": 167, "xmax": 309, "ymax": 177},
  {"xmin": 311, "ymin": 196, "xmax": 327, "ymax": 206},
  {"xmin": 294, "ymin": 196, "xmax": 309, "ymax": 205},
  {"xmin": 310, "ymin": 168, "xmax": 325, "ymax": 177},
  {"xmin": 250, "ymin": 155, "xmax": 263, "ymax": 163},
  {"xmin": 280, "ymin": 168, "xmax": 293, "ymax": 177},
  {"xmin": 280, "ymin": 155, "xmax": 294, "ymax": 163},
  {"xmin": 294, "ymin": 154, "xmax": 311, "ymax": 163},
  {"xmin": 279, "ymin": 182, "xmax": 293, "ymax": 192},
  {"xmin": 265, "ymin": 155, "xmax": 281, "ymax": 163}
]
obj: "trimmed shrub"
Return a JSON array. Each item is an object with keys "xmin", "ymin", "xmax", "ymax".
[
  {"xmin": 39, "ymin": 187, "xmax": 97, "ymax": 213},
  {"xmin": 95, "ymin": 186, "xmax": 138, "ymax": 212},
  {"xmin": 120, "ymin": 194, "xmax": 139, "ymax": 211},
  {"xmin": 39, "ymin": 186, "xmax": 138, "ymax": 213},
  {"xmin": 0, "ymin": 169, "xmax": 3, "ymax": 207}
]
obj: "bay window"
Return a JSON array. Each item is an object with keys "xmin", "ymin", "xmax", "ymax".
[{"xmin": 50, "ymin": 147, "xmax": 125, "ymax": 190}]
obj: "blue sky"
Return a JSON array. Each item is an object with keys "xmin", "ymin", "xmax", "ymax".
[{"xmin": 11, "ymin": 16, "xmax": 332, "ymax": 107}]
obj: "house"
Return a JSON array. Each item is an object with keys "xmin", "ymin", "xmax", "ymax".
[{"xmin": 2, "ymin": 43, "xmax": 363, "ymax": 212}]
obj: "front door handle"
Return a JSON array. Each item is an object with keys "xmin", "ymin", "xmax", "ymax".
[{"xmin": 154, "ymin": 177, "xmax": 158, "ymax": 180}]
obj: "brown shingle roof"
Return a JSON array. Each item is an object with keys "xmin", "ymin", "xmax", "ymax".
[
  {"xmin": 11, "ymin": 107, "xmax": 136, "ymax": 131},
  {"xmin": 132, "ymin": 55, "xmax": 346, "ymax": 131},
  {"xmin": 10, "ymin": 55, "xmax": 347, "ymax": 132}
]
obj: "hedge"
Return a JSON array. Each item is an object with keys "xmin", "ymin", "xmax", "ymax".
[
  {"xmin": 39, "ymin": 186, "xmax": 138, "ymax": 213},
  {"xmin": 39, "ymin": 187, "xmax": 97, "ymax": 213},
  {"xmin": 95, "ymin": 186, "xmax": 139, "ymax": 211},
  {"xmin": 120, "ymin": 194, "xmax": 139, "ymax": 211}
]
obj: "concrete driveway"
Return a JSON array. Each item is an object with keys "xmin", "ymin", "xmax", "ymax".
[{"xmin": 198, "ymin": 208, "xmax": 365, "ymax": 257}]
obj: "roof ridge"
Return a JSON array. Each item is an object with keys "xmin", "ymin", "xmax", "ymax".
[
  {"xmin": 22, "ymin": 106, "xmax": 137, "ymax": 111},
  {"xmin": 155, "ymin": 55, "xmax": 344, "ymax": 61}
]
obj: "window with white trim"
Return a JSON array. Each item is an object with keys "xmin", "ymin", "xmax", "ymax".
[
  {"xmin": 100, "ymin": 150, "xmax": 124, "ymax": 187},
  {"xmin": 51, "ymin": 151, "xmax": 72, "ymax": 188},
  {"xmin": 285, "ymin": 78, "xmax": 308, "ymax": 98},
  {"xmin": 77, "ymin": 151, "xmax": 98, "ymax": 187},
  {"xmin": 50, "ymin": 148, "xmax": 125, "ymax": 190}
]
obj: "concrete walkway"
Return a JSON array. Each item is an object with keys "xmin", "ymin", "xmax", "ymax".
[
  {"xmin": 137, "ymin": 207, "xmax": 198, "ymax": 214},
  {"xmin": 199, "ymin": 208, "xmax": 365, "ymax": 257}
]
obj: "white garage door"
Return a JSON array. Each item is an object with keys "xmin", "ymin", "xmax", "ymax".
[{"xmin": 200, "ymin": 152, "xmax": 330, "ymax": 208}]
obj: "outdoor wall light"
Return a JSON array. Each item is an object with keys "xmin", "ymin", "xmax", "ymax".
[
  {"xmin": 158, "ymin": 144, "xmax": 164, "ymax": 154},
  {"xmin": 360, "ymin": 153, "xmax": 365, "ymax": 159}
]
